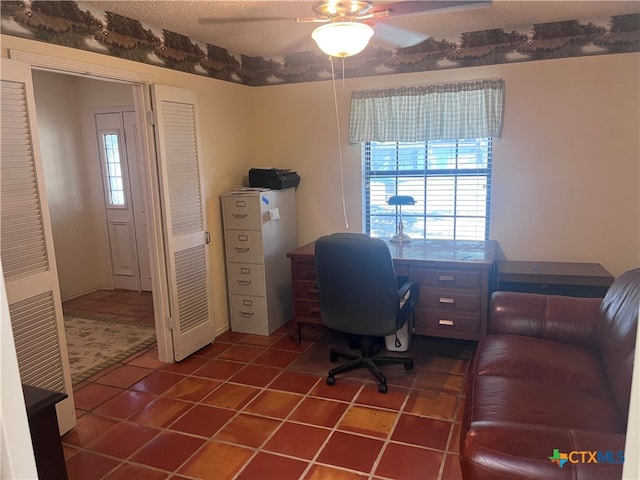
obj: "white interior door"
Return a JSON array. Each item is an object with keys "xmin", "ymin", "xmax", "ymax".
[
  {"xmin": 0, "ymin": 58, "xmax": 76, "ymax": 434},
  {"xmin": 95, "ymin": 110, "xmax": 151, "ymax": 292},
  {"xmin": 95, "ymin": 111, "xmax": 139, "ymax": 291},
  {"xmin": 123, "ymin": 111, "xmax": 152, "ymax": 291},
  {"xmin": 151, "ymin": 84, "xmax": 214, "ymax": 361}
]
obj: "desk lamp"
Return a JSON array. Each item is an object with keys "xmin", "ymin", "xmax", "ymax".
[{"xmin": 388, "ymin": 195, "xmax": 415, "ymax": 243}]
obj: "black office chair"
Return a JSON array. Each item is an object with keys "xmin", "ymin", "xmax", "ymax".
[{"xmin": 314, "ymin": 233, "xmax": 419, "ymax": 393}]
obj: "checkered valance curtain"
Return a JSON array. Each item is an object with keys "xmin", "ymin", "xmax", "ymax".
[{"xmin": 348, "ymin": 79, "xmax": 504, "ymax": 143}]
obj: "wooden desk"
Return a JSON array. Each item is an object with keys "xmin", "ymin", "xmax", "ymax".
[
  {"xmin": 496, "ymin": 261, "xmax": 614, "ymax": 298},
  {"xmin": 287, "ymin": 239, "xmax": 498, "ymax": 344}
]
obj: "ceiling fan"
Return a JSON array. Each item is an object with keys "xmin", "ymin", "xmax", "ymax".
[
  {"xmin": 296, "ymin": 0, "xmax": 485, "ymax": 24},
  {"xmin": 201, "ymin": 1, "xmax": 491, "ymax": 57}
]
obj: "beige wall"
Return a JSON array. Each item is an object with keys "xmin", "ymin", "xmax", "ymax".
[
  {"xmin": 3, "ymin": 35, "xmax": 639, "ymax": 334},
  {"xmin": 34, "ymin": 71, "xmax": 135, "ymax": 299},
  {"xmin": 249, "ymin": 53, "xmax": 640, "ymax": 277}
]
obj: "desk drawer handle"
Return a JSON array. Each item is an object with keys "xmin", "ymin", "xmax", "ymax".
[
  {"xmin": 439, "ymin": 319, "xmax": 455, "ymax": 326},
  {"xmin": 237, "ymin": 280, "xmax": 252, "ymax": 286},
  {"xmin": 309, "ymin": 307, "xmax": 321, "ymax": 314},
  {"xmin": 234, "ymin": 247, "xmax": 250, "ymax": 253},
  {"xmin": 232, "ymin": 213, "xmax": 248, "ymax": 219},
  {"xmin": 438, "ymin": 275, "xmax": 456, "ymax": 282},
  {"xmin": 239, "ymin": 311, "xmax": 254, "ymax": 318},
  {"xmin": 439, "ymin": 297, "xmax": 455, "ymax": 304}
]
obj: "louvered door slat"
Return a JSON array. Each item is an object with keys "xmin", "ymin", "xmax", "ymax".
[
  {"xmin": 152, "ymin": 84, "xmax": 214, "ymax": 361},
  {"xmin": 1, "ymin": 79, "xmax": 48, "ymax": 282},
  {"xmin": 1, "ymin": 58, "xmax": 76, "ymax": 434},
  {"xmin": 8, "ymin": 291, "xmax": 64, "ymax": 392}
]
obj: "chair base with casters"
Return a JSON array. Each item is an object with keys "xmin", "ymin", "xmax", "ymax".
[{"xmin": 326, "ymin": 335, "xmax": 414, "ymax": 393}]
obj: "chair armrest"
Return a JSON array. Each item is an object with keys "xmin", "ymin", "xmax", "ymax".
[
  {"xmin": 397, "ymin": 280, "xmax": 419, "ymax": 326},
  {"xmin": 489, "ymin": 291, "xmax": 602, "ymax": 349}
]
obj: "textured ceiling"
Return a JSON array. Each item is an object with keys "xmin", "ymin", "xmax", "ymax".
[{"xmin": 76, "ymin": 1, "xmax": 640, "ymax": 58}]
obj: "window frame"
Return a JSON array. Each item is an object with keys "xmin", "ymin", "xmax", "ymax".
[
  {"xmin": 99, "ymin": 129, "xmax": 128, "ymax": 209},
  {"xmin": 363, "ymin": 138, "xmax": 493, "ymax": 241}
]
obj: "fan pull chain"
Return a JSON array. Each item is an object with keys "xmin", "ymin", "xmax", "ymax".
[{"xmin": 329, "ymin": 55, "xmax": 349, "ymax": 229}]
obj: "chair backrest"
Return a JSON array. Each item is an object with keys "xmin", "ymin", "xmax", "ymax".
[
  {"xmin": 596, "ymin": 267, "xmax": 639, "ymax": 420},
  {"xmin": 314, "ymin": 233, "xmax": 400, "ymax": 337}
]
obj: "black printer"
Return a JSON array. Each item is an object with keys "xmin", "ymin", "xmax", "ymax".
[{"xmin": 249, "ymin": 168, "xmax": 300, "ymax": 190}]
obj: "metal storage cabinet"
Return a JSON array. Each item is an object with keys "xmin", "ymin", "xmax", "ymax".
[{"xmin": 221, "ymin": 188, "xmax": 298, "ymax": 335}]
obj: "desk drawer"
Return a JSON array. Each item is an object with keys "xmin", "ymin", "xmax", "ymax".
[
  {"xmin": 294, "ymin": 281, "xmax": 319, "ymax": 301},
  {"xmin": 295, "ymin": 300, "xmax": 322, "ymax": 321},
  {"xmin": 415, "ymin": 268, "xmax": 480, "ymax": 289},
  {"xmin": 293, "ymin": 260, "xmax": 317, "ymax": 282},
  {"xmin": 421, "ymin": 292, "xmax": 480, "ymax": 312},
  {"xmin": 225, "ymin": 230, "xmax": 263, "ymax": 264},
  {"xmin": 415, "ymin": 310, "xmax": 480, "ymax": 333}
]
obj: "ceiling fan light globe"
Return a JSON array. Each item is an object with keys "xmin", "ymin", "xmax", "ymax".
[{"xmin": 311, "ymin": 22, "xmax": 374, "ymax": 58}]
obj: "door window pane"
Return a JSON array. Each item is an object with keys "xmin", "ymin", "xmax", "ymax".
[{"xmin": 103, "ymin": 133, "xmax": 126, "ymax": 207}]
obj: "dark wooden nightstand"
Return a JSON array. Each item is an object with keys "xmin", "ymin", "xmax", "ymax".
[
  {"xmin": 23, "ymin": 384, "xmax": 68, "ymax": 480},
  {"xmin": 495, "ymin": 261, "xmax": 614, "ymax": 298}
]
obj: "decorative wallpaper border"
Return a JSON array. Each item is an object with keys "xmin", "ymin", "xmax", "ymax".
[{"xmin": 1, "ymin": 1, "xmax": 639, "ymax": 87}]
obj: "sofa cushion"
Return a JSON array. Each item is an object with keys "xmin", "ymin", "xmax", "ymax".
[
  {"xmin": 489, "ymin": 293, "xmax": 601, "ymax": 349},
  {"xmin": 461, "ymin": 422, "xmax": 626, "ymax": 480},
  {"xmin": 474, "ymin": 334, "xmax": 610, "ymax": 396},
  {"xmin": 466, "ymin": 376, "xmax": 625, "ymax": 433}
]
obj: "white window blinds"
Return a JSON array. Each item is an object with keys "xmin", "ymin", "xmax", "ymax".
[{"xmin": 363, "ymin": 139, "xmax": 492, "ymax": 241}]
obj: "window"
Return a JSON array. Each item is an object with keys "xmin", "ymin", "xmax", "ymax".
[
  {"xmin": 102, "ymin": 132, "xmax": 126, "ymax": 207},
  {"xmin": 363, "ymin": 138, "xmax": 492, "ymax": 241}
]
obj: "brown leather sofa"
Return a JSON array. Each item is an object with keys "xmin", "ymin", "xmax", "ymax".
[{"xmin": 460, "ymin": 268, "xmax": 639, "ymax": 480}]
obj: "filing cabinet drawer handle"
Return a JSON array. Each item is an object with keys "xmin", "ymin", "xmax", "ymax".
[
  {"xmin": 439, "ymin": 297, "xmax": 456, "ymax": 304},
  {"xmin": 237, "ymin": 280, "xmax": 252, "ymax": 286},
  {"xmin": 439, "ymin": 319, "xmax": 455, "ymax": 326},
  {"xmin": 308, "ymin": 287, "xmax": 318, "ymax": 294},
  {"xmin": 234, "ymin": 247, "xmax": 250, "ymax": 253},
  {"xmin": 239, "ymin": 311, "xmax": 254, "ymax": 318},
  {"xmin": 232, "ymin": 213, "xmax": 248, "ymax": 219},
  {"xmin": 310, "ymin": 307, "xmax": 321, "ymax": 314},
  {"xmin": 438, "ymin": 275, "xmax": 456, "ymax": 282}
]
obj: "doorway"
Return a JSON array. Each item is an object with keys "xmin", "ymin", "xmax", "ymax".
[
  {"xmin": 31, "ymin": 70, "xmax": 158, "ymax": 382},
  {"xmin": 95, "ymin": 109, "xmax": 152, "ymax": 292},
  {"xmin": 3, "ymin": 53, "xmax": 215, "ymax": 437}
]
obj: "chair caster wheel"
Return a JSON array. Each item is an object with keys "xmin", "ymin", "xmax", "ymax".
[
  {"xmin": 326, "ymin": 375, "xmax": 335, "ymax": 386},
  {"xmin": 405, "ymin": 359, "xmax": 414, "ymax": 370},
  {"xmin": 329, "ymin": 352, "xmax": 339, "ymax": 363},
  {"xmin": 378, "ymin": 383, "xmax": 388, "ymax": 394}
]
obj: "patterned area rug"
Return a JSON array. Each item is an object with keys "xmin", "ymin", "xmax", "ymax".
[{"xmin": 64, "ymin": 314, "xmax": 156, "ymax": 385}]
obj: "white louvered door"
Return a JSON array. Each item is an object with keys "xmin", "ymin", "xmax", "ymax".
[
  {"xmin": 0, "ymin": 58, "xmax": 76, "ymax": 434},
  {"xmin": 151, "ymin": 85, "xmax": 214, "ymax": 361}
]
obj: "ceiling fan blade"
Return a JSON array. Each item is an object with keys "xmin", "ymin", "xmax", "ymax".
[
  {"xmin": 371, "ymin": 1, "xmax": 491, "ymax": 17},
  {"xmin": 295, "ymin": 17, "xmax": 331, "ymax": 23},
  {"xmin": 372, "ymin": 22, "xmax": 429, "ymax": 48},
  {"xmin": 199, "ymin": 16, "xmax": 292, "ymax": 25}
]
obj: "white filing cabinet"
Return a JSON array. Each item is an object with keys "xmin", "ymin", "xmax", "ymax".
[{"xmin": 221, "ymin": 188, "xmax": 298, "ymax": 335}]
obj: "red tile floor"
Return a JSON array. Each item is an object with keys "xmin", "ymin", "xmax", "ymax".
[
  {"xmin": 63, "ymin": 297, "xmax": 473, "ymax": 480},
  {"xmin": 63, "ymin": 290, "xmax": 156, "ymax": 327}
]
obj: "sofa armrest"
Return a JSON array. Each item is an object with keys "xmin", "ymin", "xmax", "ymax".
[{"xmin": 489, "ymin": 291, "xmax": 602, "ymax": 349}]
